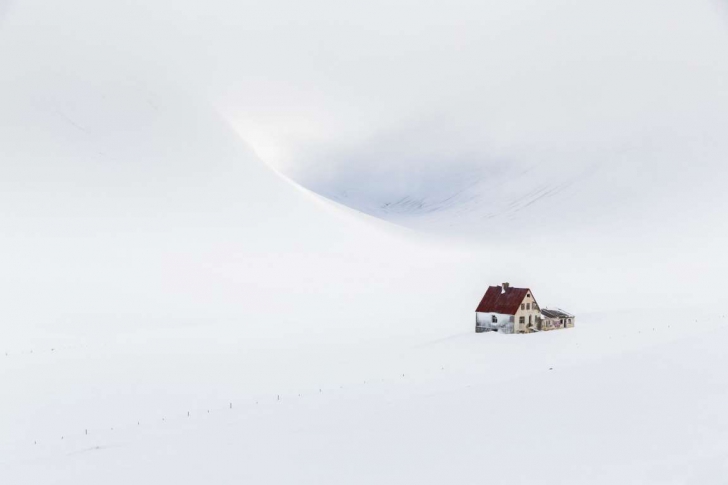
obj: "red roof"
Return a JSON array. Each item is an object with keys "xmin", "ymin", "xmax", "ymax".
[{"xmin": 475, "ymin": 286, "xmax": 531, "ymax": 315}]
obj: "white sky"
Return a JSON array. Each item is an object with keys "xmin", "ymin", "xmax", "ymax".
[{"xmin": 2, "ymin": 1, "xmax": 727, "ymax": 231}]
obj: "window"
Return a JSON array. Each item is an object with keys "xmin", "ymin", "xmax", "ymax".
[
  {"xmin": 521, "ymin": 303, "xmax": 525, "ymax": 310},
  {"xmin": 526, "ymin": 303, "xmax": 531, "ymax": 310},
  {"xmin": 519, "ymin": 316, "xmax": 525, "ymax": 324},
  {"xmin": 492, "ymin": 315, "xmax": 498, "ymax": 323}
]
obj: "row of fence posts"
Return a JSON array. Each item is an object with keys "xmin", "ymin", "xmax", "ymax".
[{"xmin": 28, "ymin": 370, "xmax": 428, "ymax": 447}]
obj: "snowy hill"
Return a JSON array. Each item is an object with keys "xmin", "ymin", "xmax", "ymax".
[
  {"xmin": 2, "ymin": 0, "xmax": 728, "ymax": 483},
  {"xmin": 279, "ymin": 0, "xmax": 728, "ymax": 241}
]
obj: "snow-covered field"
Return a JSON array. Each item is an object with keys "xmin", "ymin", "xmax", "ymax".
[
  {"xmin": 4, "ymin": 310, "xmax": 728, "ymax": 483},
  {"xmin": 2, "ymin": 0, "xmax": 728, "ymax": 483}
]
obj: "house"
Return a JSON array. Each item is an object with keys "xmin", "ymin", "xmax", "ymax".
[
  {"xmin": 475, "ymin": 283, "xmax": 542, "ymax": 334},
  {"xmin": 540, "ymin": 308, "xmax": 575, "ymax": 331},
  {"xmin": 475, "ymin": 283, "xmax": 575, "ymax": 334}
]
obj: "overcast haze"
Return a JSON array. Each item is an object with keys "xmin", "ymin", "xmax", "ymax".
[{"xmin": 2, "ymin": 1, "xmax": 728, "ymax": 483}]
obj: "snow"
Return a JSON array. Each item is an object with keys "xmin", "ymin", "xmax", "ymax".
[
  {"xmin": 3, "ymin": 311, "xmax": 728, "ymax": 483},
  {"xmin": 2, "ymin": 0, "xmax": 728, "ymax": 483},
  {"xmin": 475, "ymin": 312, "xmax": 514, "ymax": 333}
]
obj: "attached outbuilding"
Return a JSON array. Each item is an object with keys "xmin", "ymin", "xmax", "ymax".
[{"xmin": 540, "ymin": 308, "xmax": 575, "ymax": 331}]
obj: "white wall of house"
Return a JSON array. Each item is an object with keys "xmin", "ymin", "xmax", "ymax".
[{"xmin": 513, "ymin": 291, "xmax": 542, "ymax": 333}]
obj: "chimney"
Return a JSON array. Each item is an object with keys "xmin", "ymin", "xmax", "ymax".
[{"xmin": 502, "ymin": 282, "xmax": 510, "ymax": 291}]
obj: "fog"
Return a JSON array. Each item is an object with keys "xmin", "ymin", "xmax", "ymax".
[{"xmin": 2, "ymin": 0, "xmax": 727, "ymax": 314}]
